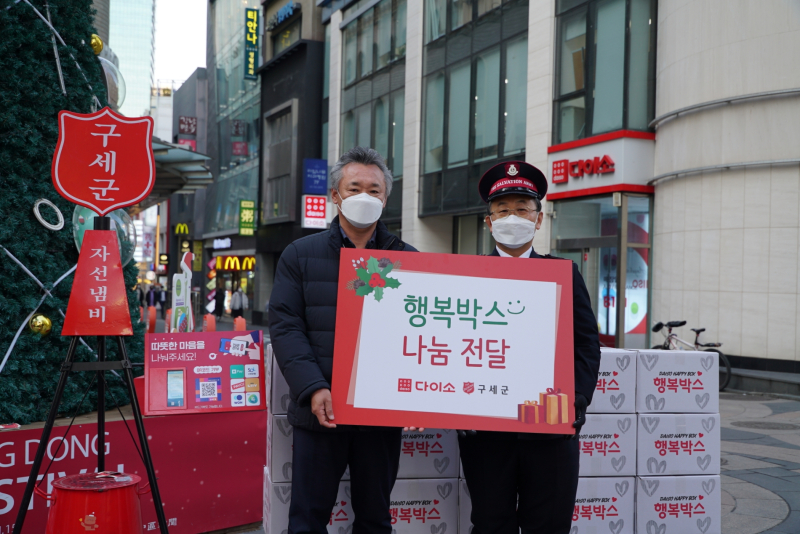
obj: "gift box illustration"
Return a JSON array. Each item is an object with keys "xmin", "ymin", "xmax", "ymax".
[
  {"xmin": 517, "ymin": 400, "xmax": 544, "ymax": 424},
  {"xmin": 518, "ymin": 388, "xmax": 570, "ymax": 425}
]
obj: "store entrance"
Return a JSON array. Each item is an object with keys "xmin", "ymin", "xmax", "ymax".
[{"xmin": 550, "ymin": 194, "xmax": 652, "ymax": 349}]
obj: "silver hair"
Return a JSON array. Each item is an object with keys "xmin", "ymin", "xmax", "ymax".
[{"xmin": 330, "ymin": 146, "xmax": 393, "ymax": 197}]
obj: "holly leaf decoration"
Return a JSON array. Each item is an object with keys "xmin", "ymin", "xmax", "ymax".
[
  {"xmin": 380, "ymin": 263, "xmax": 394, "ymax": 276},
  {"xmin": 384, "ymin": 277, "xmax": 401, "ymax": 289},
  {"xmin": 356, "ymin": 285, "xmax": 374, "ymax": 297},
  {"xmin": 356, "ymin": 268, "xmax": 370, "ymax": 282},
  {"xmin": 374, "ymin": 287, "xmax": 384, "ymax": 301},
  {"xmin": 367, "ymin": 257, "xmax": 380, "ymax": 274}
]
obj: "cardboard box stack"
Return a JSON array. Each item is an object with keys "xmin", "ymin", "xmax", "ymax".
[
  {"xmin": 635, "ymin": 350, "xmax": 721, "ymax": 534},
  {"xmin": 263, "ymin": 345, "xmax": 460, "ymax": 534}
]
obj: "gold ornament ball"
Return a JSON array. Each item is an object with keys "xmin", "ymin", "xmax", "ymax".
[
  {"xmin": 29, "ymin": 315, "xmax": 53, "ymax": 336},
  {"xmin": 90, "ymin": 34, "xmax": 103, "ymax": 55}
]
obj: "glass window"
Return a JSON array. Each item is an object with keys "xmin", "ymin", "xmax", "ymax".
[
  {"xmin": 424, "ymin": 73, "xmax": 445, "ymax": 172},
  {"xmin": 376, "ymin": 0, "xmax": 393, "ymax": 70},
  {"xmin": 374, "ymin": 96, "xmax": 390, "ymax": 158},
  {"xmin": 273, "ymin": 17, "xmax": 301, "ymax": 56},
  {"xmin": 321, "ymin": 121, "xmax": 329, "ymax": 161},
  {"xmin": 343, "ymin": 22, "xmax": 358, "ymax": 86},
  {"xmin": 425, "ymin": 0, "xmax": 447, "ymax": 43},
  {"xmin": 392, "ymin": 90, "xmax": 405, "ymax": 177},
  {"xmin": 477, "ymin": 0, "xmax": 502, "ymax": 17},
  {"xmin": 323, "ymin": 24, "xmax": 331, "ymax": 99},
  {"xmin": 627, "ymin": 0, "xmax": 656, "ymax": 130},
  {"xmin": 341, "ymin": 111, "xmax": 356, "ymax": 151},
  {"xmin": 452, "ymin": 0, "xmax": 472, "ymax": 30},
  {"xmin": 356, "ymin": 104, "xmax": 371, "ymax": 147},
  {"xmin": 358, "ymin": 10, "xmax": 374, "ymax": 77},
  {"xmin": 473, "ymin": 47, "xmax": 500, "ymax": 162},
  {"xmin": 553, "ymin": 0, "xmax": 656, "ymax": 143},
  {"xmin": 262, "ymin": 109, "xmax": 293, "ymax": 223},
  {"xmin": 591, "ymin": 0, "xmax": 625, "ymax": 133},
  {"xmin": 394, "ymin": 0, "xmax": 408, "ymax": 57},
  {"xmin": 503, "ymin": 36, "xmax": 527, "ymax": 155},
  {"xmin": 447, "ymin": 61, "xmax": 471, "ymax": 167}
]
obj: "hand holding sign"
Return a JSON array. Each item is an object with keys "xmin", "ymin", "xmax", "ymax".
[{"xmin": 312, "ymin": 388, "xmax": 336, "ymax": 428}]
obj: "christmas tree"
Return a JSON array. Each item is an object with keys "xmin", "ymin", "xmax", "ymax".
[{"xmin": 0, "ymin": 0, "xmax": 144, "ymax": 425}]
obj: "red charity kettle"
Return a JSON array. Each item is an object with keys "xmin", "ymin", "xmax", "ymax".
[{"xmin": 35, "ymin": 471, "xmax": 148, "ymax": 534}]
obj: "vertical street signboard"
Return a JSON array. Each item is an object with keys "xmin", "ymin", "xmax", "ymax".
[
  {"xmin": 244, "ymin": 8, "xmax": 259, "ymax": 80},
  {"xmin": 331, "ymin": 250, "xmax": 577, "ymax": 434},
  {"xmin": 239, "ymin": 200, "xmax": 256, "ymax": 236},
  {"xmin": 303, "ymin": 158, "xmax": 329, "ymax": 195}
]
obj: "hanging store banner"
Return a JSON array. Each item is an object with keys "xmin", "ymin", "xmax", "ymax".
[
  {"xmin": 331, "ymin": 250, "xmax": 576, "ymax": 434},
  {"xmin": 244, "ymin": 8, "xmax": 260, "ymax": 80},
  {"xmin": 239, "ymin": 200, "xmax": 256, "ymax": 236}
]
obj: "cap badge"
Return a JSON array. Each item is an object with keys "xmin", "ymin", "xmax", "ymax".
[{"xmin": 507, "ymin": 164, "xmax": 519, "ymax": 176}]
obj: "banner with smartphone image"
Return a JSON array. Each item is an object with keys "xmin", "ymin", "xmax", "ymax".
[{"xmin": 144, "ymin": 331, "xmax": 266, "ymax": 415}]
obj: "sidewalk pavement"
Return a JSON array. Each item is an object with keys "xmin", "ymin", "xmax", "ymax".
[{"xmin": 719, "ymin": 391, "xmax": 800, "ymax": 534}]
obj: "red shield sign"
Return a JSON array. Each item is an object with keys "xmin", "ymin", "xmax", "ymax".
[{"xmin": 52, "ymin": 107, "xmax": 155, "ymax": 216}]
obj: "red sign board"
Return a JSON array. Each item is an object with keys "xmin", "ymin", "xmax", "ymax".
[
  {"xmin": 62, "ymin": 230, "xmax": 133, "ymax": 336},
  {"xmin": 178, "ymin": 116, "xmax": 197, "ymax": 134},
  {"xmin": 52, "ymin": 107, "xmax": 155, "ymax": 216},
  {"xmin": 552, "ymin": 155, "xmax": 615, "ymax": 184},
  {"xmin": 144, "ymin": 330, "xmax": 266, "ymax": 415},
  {"xmin": 231, "ymin": 141, "xmax": 249, "ymax": 156},
  {"xmin": 0, "ymin": 411, "xmax": 266, "ymax": 533},
  {"xmin": 331, "ymin": 250, "xmax": 576, "ymax": 434},
  {"xmin": 177, "ymin": 139, "xmax": 196, "ymax": 151}
]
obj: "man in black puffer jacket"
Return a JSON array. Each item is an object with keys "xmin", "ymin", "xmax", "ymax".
[{"xmin": 269, "ymin": 147, "xmax": 417, "ymax": 534}]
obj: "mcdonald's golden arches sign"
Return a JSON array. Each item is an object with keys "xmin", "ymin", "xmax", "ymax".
[
  {"xmin": 175, "ymin": 223, "xmax": 189, "ymax": 235},
  {"xmin": 215, "ymin": 255, "xmax": 256, "ymax": 271}
]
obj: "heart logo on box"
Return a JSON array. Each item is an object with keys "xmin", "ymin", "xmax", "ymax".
[
  {"xmin": 614, "ymin": 434, "xmax": 619, "ymax": 438},
  {"xmin": 437, "ymin": 433, "xmax": 442, "ymax": 438},
  {"xmin": 642, "ymin": 417, "xmax": 661, "ymax": 434},
  {"xmin": 701, "ymin": 355, "xmax": 714, "ymax": 371},
  {"xmin": 697, "ymin": 455, "xmax": 712, "ymax": 471},
  {"xmin": 697, "ymin": 517, "xmax": 711, "ymax": 533},
  {"xmin": 699, "ymin": 495, "xmax": 703, "ymax": 500},
  {"xmin": 339, "ymin": 526, "xmax": 353, "ymax": 534},
  {"xmin": 434, "ymin": 457, "xmax": 450, "ymax": 474},
  {"xmin": 616, "ymin": 355, "xmax": 630, "ymax": 371},
  {"xmin": 641, "ymin": 353, "xmax": 659, "ymax": 371},
  {"xmin": 274, "ymin": 485, "xmax": 292, "ymax": 504},
  {"xmin": 341, "ymin": 500, "xmax": 347, "ymax": 506},
  {"xmin": 612, "ymin": 497, "xmax": 617, "ymax": 502},
  {"xmin": 613, "ymin": 371, "xmax": 618, "ymax": 376},
  {"xmin": 702, "ymin": 479, "xmax": 716, "ymax": 495},
  {"xmin": 698, "ymin": 372, "xmax": 703, "ymax": 376},
  {"xmin": 569, "ymin": 527, "xmax": 578, "ymax": 534},
  {"xmin": 611, "ymin": 394, "xmax": 625, "ymax": 411},
  {"xmin": 646, "ymin": 520, "xmax": 666, "ymax": 534},
  {"xmin": 611, "ymin": 456, "xmax": 626, "ymax": 472},
  {"xmin": 430, "ymin": 523, "xmax": 447, "ymax": 534},
  {"xmin": 647, "ymin": 457, "xmax": 667, "ymax": 474},
  {"xmin": 696, "ymin": 393, "xmax": 710, "ymax": 409},
  {"xmin": 645, "ymin": 395, "xmax": 666, "ymax": 411},
  {"xmin": 615, "ymin": 480, "xmax": 629, "ymax": 497},
  {"xmin": 277, "ymin": 419, "xmax": 293, "ymax": 437},
  {"xmin": 437, "ymin": 482, "xmax": 453, "ymax": 499},
  {"xmin": 434, "ymin": 499, "xmax": 439, "ymax": 504},
  {"xmin": 642, "ymin": 479, "xmax": 660, "ymax": 497},
  {"xmin": 702, "ymin": 417, "xmax": 716, "ymax": 433},
  {"xmin": 282, "ymin": 462, "xmax": 292, "ymax": 481},
  {"xmin": 609, "ymin": 519, "xmax": 624, "ymax": 534},
  {"xmin": 281, "ymin": 394, "xmax": 290, "ymax": 412},
  {"xmin": 699, "ymin": 433, "xmax": 704, "ymax": 438},
  {"xmin": 617, "ymin": 417, "xmax": 632, "ymax": 434}
]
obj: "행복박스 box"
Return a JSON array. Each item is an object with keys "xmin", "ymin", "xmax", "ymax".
[
  {"xmin": 571, "ymin": 477, "xmax": 635, "ymax": 534},
  {"xmin": 398, "ymin": 429, "xmax": 459, "ymax": 479},
  {"xmin": 263, "ymin": 468, "xmax": 354, "ymax": 534},
  {"xmin": 636, "ymin": 350, "xmax": 719, "ymax": 413},
  {"xmin": 389, "ymin": 478, "xmax": 459, "ymax": 534},
  {"xmin": 578, "ymin": 413, "xmax": 637, "ymax": 477},
  {"xmin": 458, "ymin": 478, "xmax": 471, "ymax": 534},
  {"xmin": 587, "ymin": 348, "xmax": 636, "ymax": 414},
  {"xmin": 636, "ymin": 475, "xmax": 721, "ymax": 534},
  {"xmin": 265, "ymin": 349, "xmax": 292, "ymax": 416},
  {"xmin": 267, "ymin": 412, "xmax": 350, "ymax": 483},
  {"xmin": 637, "ymin": 414, "xmax": 721, "ymax": 476}
]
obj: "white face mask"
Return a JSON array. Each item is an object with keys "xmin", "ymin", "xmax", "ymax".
[
  {"xmin": 490, "ymin": 214, "xmax": 538, "ymax": 248},
  {"xmin": 336, "ymin": 191, "xmax": 384, "ymax": 229}
]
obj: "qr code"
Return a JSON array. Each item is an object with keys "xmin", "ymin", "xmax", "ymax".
[
  {"xmin": 200, "ymin": 381, "xmax": 217, "ymax": 398},
  {"xmin": 230, "ymin": 340, "xmax": 246, "ymax": 356}
]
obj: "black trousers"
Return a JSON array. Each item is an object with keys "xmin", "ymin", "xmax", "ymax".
[
  {"xmin": 289, "ymin": 426, "xmax": 402, "ymax": 534},
  {"xmin": 459, "ymin": 434, "xmax": 579, "ymax": 534}
]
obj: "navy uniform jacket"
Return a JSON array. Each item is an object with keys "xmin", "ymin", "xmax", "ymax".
[{"xmin": 487, "ymin": 247, "xmax": 602, "ymax": 437}]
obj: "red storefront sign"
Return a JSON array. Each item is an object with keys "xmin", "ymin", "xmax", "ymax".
[
  {"xmin": 52, "ymin": 107, "xmax": 155, "ymax": 216},
  {"xmin": 552, "ymin": 155, "xmax": 615, "ymax": 184}
]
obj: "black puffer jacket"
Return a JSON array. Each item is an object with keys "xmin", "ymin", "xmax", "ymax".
[{"xmin": 268, "ymin": 216, "xmax": 417, "ymax": 431}]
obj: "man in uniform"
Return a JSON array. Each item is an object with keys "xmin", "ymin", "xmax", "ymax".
[{"xmin": 458, "ymin": 161, "xmax": 601, "ymax": 534}]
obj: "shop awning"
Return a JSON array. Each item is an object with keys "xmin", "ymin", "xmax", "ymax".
[{"xmin": 131, "ymin": 138, "xmax": 214, "ymax": 213}]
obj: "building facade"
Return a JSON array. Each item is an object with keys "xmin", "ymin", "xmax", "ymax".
[
  {"xmin": 309, "ymin": 0, "xmax": 800, "ymax": 367},
  {"xmin": 109, "ymin": 0, "xmax": 156, "ymax": 116}
]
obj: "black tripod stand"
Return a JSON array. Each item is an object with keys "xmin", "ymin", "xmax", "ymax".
[{"xmin": 13, "ymin": 216, "xmax": 169, "ymax": 534}]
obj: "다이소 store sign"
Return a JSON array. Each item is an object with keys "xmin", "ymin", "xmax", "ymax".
[{"xmin": 331, "ymin": 250, "xmax": 576, "ymax": 434}]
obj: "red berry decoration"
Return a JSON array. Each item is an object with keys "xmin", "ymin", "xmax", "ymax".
[{"xmin": 379, "ymin": 279, "xmax": 386, "ymax": 288}]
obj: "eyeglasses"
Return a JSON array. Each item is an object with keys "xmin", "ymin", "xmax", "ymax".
[{"xmin": 489, "ymin": 208, "xmax": 538, "ymax": 219}]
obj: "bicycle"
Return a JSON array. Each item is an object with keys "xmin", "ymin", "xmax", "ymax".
[{"xmin": 651, "ymin": 320, "xmax": 732, "ymax": 391}]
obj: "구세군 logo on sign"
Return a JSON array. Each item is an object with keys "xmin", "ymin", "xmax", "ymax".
[{"xmin": 464, "ymin": 382, "xmax": 475, "ymax": 394}]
